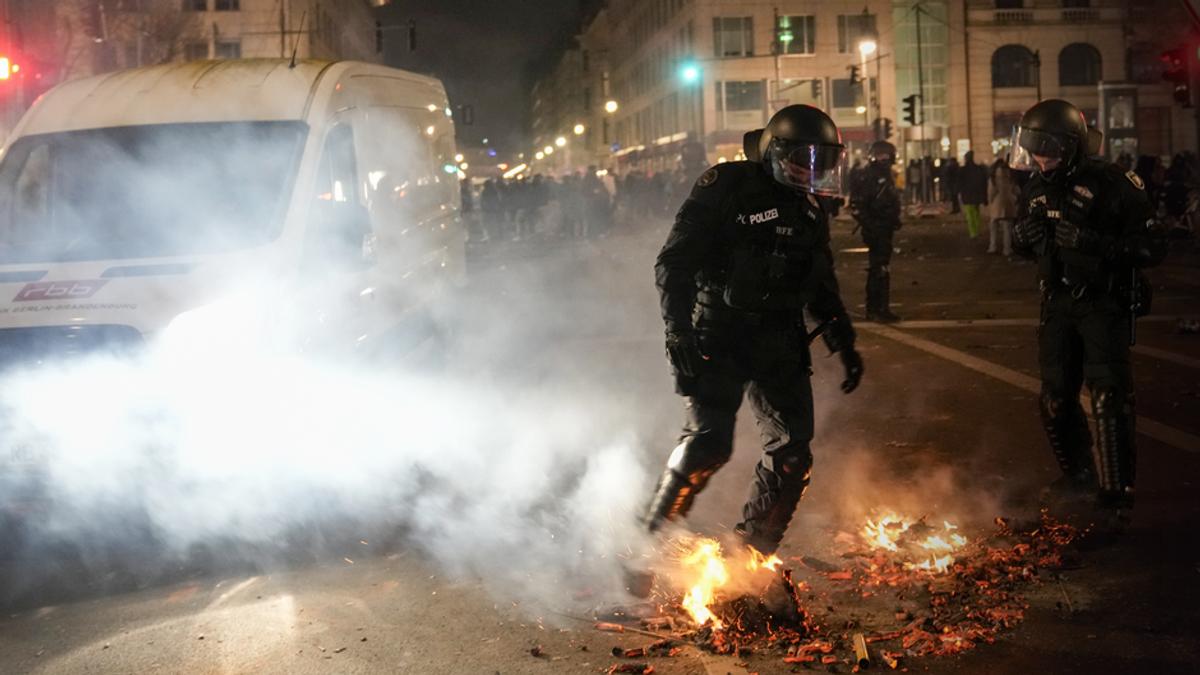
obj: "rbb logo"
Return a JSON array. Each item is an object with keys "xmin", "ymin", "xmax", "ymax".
[{"xmin": 13, "ymin": 280, "xmax": 108, "ymax": 302}]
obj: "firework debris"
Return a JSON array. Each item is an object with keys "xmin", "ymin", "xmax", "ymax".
[{"xmin": 590, "ymin": 511, "xmax": 1081, "ymax": 669}]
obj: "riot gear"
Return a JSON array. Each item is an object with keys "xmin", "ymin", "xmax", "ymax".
[
  {"xmin": 850, "ymin": 143, "xmax": 903, "ymax": 323},
  {"xmin": 1009, "ymin": 99, "xmax": 1100, "ymax": 176},
  {"xmin": 760, "ymin": 105, "xmax": 845, "ymax": 195},
  {"xmin": 642, "ymin": 115, "xmax": 862, "ymax": 565},
  {"xmin": 868, "ymin": 140, "xmax": 896, "ymax": 165},
  {"xmin": 1013, "ymin": 99, "xmax": 1169, "ymax": 534}
]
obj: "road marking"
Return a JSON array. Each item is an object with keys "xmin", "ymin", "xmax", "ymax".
[
  {"xmin": 883, "ymin": 318, "xmax": 1200, "ymax": 370},
  {"xmin": 861, "ymin": 323, "xmax": 1200, "ymax": 455}
]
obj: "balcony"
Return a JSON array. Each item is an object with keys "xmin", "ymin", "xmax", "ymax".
[{"xmin": 968, "ymin": 7, "xmax": 1126, "ymax": 26}]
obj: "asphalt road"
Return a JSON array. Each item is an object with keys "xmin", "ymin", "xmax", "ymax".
[{"xmin": 1, "ymin": 209, "xmax": 1198, "ymax": 675}]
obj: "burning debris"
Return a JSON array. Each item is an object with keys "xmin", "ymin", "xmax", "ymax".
[{"xmin": 590, "ymin": 511, "xmax": 1082, "ymax": 670}]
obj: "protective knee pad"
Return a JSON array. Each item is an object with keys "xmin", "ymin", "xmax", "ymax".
[
  {"xmin": 770, "ymin": 447, "xmax": 814, "ymax": 487},
  {"xmin": 667, "ymin": 435, "xmax": 733, "ymax": 486}
]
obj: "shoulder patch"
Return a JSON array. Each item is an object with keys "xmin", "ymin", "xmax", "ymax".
[
  {"xmin": 696, "ymin": 167, "xmax": 719, "ymax": 188},
  {"xmin": 1125, "ymin": 170, "xmax": 1145, "ymax": 190}
]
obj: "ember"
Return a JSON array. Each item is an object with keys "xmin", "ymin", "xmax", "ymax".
[{"xmin": 593, "ymin": 511, "xmax": 1080, "ymax": 668}]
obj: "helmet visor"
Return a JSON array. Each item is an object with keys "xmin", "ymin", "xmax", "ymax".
[
  {"xmin": 768, "ymin": 141, "xmax": 845, "ymax": 195},
  {"xmin": 1008, "ymin": 127, "xmax": 1073, "ymax": 173}
]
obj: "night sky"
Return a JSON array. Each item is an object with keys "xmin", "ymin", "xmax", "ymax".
[{"xmin": 373, "ymin": 0, "xmax": 594, "ymax": 153}]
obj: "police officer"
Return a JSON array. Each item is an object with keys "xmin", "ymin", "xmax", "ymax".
[
  {"xmin": 1009, "ymin": 99, "xmax": 1168, "ymax": 534},
  {"xmin": 849, "ymin": 140, "xmax": 903, "ymax": 323},
  {"xmin": 644, "ymin": 105, "xmax": 863, "ymax": 556}
]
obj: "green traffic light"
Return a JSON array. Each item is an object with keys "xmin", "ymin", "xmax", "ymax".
[{"xmin": 682, "ymin": 66, "xmax": 699, "ymax": 81}]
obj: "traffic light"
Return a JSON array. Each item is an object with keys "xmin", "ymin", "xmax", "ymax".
[
  {"xmin": 811, "ymin": 79, "xmax": 822, "ymax": 99},
  {"xmin": 902, "ymin": 94, "xmax": 919, "ymax": 125},
  {"xmin": 1162, "ymin": 45, "xmax": 1194, "ymax": 108},
  {"xmin": 848, "ymin": 65, "xmax": 860, "ymax": 85},
  {"xmin": 680, "ymin": 61, "xmax": 700, "ymax": 83},
  {"xmin": 0, "ymin": 57, "xmax": 10, "ymax": 81},
  {"xmin": 883, "ymin": 118, "xmax": 893, "ymax": 139},
  {"xmin": 774, "ymin": 13, "xmax": 794, "ymax": 55}
]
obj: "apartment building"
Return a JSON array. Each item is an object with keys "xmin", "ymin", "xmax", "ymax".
[
  {"xmin": 1, "ymin": 0, "xmax": 382, "ymax": 136},
  {"xmin": 545, "ymin": 0, "xmax": 1194, "ymax": 175}
]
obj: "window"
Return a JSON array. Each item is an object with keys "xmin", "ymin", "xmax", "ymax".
[
  {"xmin": 1127, "ymin": 43, "xmax": 1163, "ymax": 84},
  {"xmin": 215, "ymin": 40, "xmax": 241, "ymax": 59},
  {"xmin": 214, "ymin": 0, "xmax": 239, "ymax": 10},
  {"xmin": 0, "ymin": 122, "xmax": 306, "ymax": 263},
  {"xmin": 304, "ymin": 125, "xmax": 369, "ymax": 276},
  {"xmin": 184, "ymin": 42, "xmax": 208, "ymax": 61},
  {"xmin": 832, "ymin": 78, "xmax": 864, "ymax": 109},
  {"xmin": 995, "ymin": 0, "xmax": 1023, "ymax": 8},
  {"xmin": 1061, "ymin": 0, "xmax": 1089, "ymax": 7},
  {"xmin": 837, "ymin": 13, "xmax": 876, "ymax": 54},
  {"xmin": 713, "ymin": 17, "xmax": 753, "ymax": 57},
  {"xmin": 715, "ymin": 81, "xmax": 764, "ymax": 111},
  {"xmin": 991, "ymin": 45, "xmax": 1037, "ymax": 88},
  {"xmin": 778, "ymin": 15, "xmax": 815, "ymax": 55},
  {"xmin": 993, "ymin": 111, "xmax": 1024, "ymax": 141},
  {"xmin": 184, "ymin": 0, "xmax": 206, "ymax": 9},
  {"xmin": 1059, "ymin": 43, "xmax": 1101, "ymax": 86}
]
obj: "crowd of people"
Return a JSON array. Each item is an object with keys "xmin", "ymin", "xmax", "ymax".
[{"xmin": 460, "ymin": 166, "xmax": 704, "ymax": 244}]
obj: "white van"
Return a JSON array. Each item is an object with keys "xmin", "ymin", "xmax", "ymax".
[{"xmin": 0, "ymin": 58, "xmax": 466, "ymax": 367}]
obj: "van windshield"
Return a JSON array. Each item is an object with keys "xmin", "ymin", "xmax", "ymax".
[{"xmin": 0, "ymin": 121, "xmax": 307, "ymax": 264}]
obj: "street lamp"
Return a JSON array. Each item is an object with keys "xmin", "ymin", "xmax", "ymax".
[
  {"xmin": 605, "ymin": 100, "xmax": 618, "ymax": 113},
  {"xmin": 573, "ymin": 124, "xmax": 585, "ymax": 135},
  {"xmin": 858, "ymin": 39, "xmax": 876, "ymax": 130},
  {"xmin": 544, "ymin": 146, "xmax": 554, "ymax": 155},
  {"xmin": 555, "ymin": 136, "xmax": 567, "ymax": 147}
]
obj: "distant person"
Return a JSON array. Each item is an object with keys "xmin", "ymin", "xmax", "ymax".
[
  {"xmin": 958, "ymin": 151, "xmax": 989, "ymax": 239},
  {"xmin": 940, "ymin": 156, "xmax": 961, "ymax": 214},
  {"xmin": 849, "ymin": 140, "xmax": 903, "ymax": 323},
  {"xmin": 987, "ymin": 156, "xmax": 1018, "ymax": 256},
  {"xmin": 1009, "ymin": 99, "xmax": 1169, "ymax": 534},
  {"xmin": 905, "ymin": 159, "xmax": 923, "ymax": 206}
]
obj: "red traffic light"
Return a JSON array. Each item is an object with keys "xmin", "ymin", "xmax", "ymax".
[
  {"xmin": 0, "ymin": 57, "xmax": 11, "ymax": 80},
  {"xmin": 1161, "ymin": 45, "xmax": 1194, "ymax": 108}
]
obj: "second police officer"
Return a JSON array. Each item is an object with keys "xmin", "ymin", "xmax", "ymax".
[
  {"xmin": 1009, "ymin": 99, "xmax": 1169, "ymax": 534},
  {"xmin": 849, "ymin": 140, "xmax": 903, "ymax": 323},
  {"xmin": 643, "ymin": 104, "xmax": 863, "ymax": 557}
]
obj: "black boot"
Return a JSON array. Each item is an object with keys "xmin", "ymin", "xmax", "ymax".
[
  {"xmin": 1038, "ymin": 394, "xmax": 1098, "ymax": 506},
  {"xmin": 867, "ymin": 269, "xmax": 901, "ymax": 323},
  {"xmin": 735, "ymin": 461, "xmax": 809, "ymax": 556},
  {"xmin": 1093, "ymin": 389, "xmax": 1136, "ymax": 534}
]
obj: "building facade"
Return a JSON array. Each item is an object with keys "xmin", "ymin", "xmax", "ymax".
[
  {"xmin": 1, "ymin": 0, "xmax": 383, "ymax": 138},
  {"xmin": 536, "ymin": 0, "xmax": 1196, "ymax": 177}
]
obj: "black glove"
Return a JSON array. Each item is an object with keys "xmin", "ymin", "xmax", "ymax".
[
  {"xmin": 665, "ymin": 330, "xmax": 703, "ymax": 378},
  {"xmin": 839, "ymin": 348, "xmax": 863, "ymax": 394},
  {"xmin": 1054, "ymin": 219, "xmax": 1100, "ymax": 253},
  {"xmin": 1012, "ymin": 217, "xmax": 1046, "ymax": 248}
]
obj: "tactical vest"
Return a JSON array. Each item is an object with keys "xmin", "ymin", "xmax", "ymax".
[
  {"xmin": 1024, "ymin": 164, "xmax": 1128, "ymax": 291},
  {"xmin": 701, "ymin": 168, "xmax": 827, "ymax": 313}
]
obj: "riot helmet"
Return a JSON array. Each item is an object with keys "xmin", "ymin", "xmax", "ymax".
[
  {"xmin": 868, "ymin": 140, "xmax": 897, "ymax": 165},
  {"xmin": 759, "ymin": 104, "xmax": 845, "ymax": 195},
  {"xmin": 1008, "ymin": 99, "xmax": 1100, "ymax": 176}
]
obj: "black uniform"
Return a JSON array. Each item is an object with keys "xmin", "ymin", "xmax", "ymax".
[
  {"xmin": 1014, "ymin": 158, "xmax": 1168, "ymax": 519},
  {"xmin": 849, "ymin": 160, "xmax": 902, "ymax": 321},
  {"xmin": 649, "ymin": 160, "xmax": 856, "ymax": 555}
]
